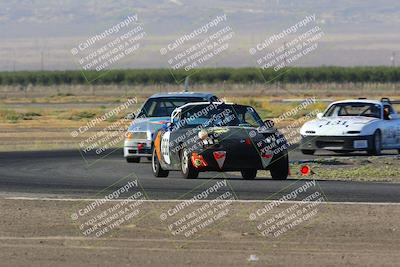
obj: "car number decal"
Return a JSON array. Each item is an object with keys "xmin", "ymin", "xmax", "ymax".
[{"xmin": 161, "ymin": 131, "xmax": 171, "ymax": 164}]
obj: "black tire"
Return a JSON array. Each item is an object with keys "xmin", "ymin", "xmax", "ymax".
[
  {"xmin": 368, "ymin": 130, "xmax": 382, "ymax": 156},
  {"xmin": 126, "ymin": 157, "xmax": 140, "ymax": 163},
  {"xmin": 151, "ymin": 148, "xmax": 169, "ymax": 177},
  {"xmin": 241, "ymin": 169, "xmax": 257, "ymax": 180},
  {"xmin": 269, "ymin": 152, "xmax": 289, "ymax": 180},
  {"xmin": 180, "ymin": 148, "xmax": 199, "ymax": 179},
  {"xmin": 301, "ymin": 149, "xmax": 315, "ymax": 155}
]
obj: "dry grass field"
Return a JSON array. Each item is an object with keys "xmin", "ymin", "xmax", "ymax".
[{"xmin": 0, "ymin": 83, "xmax": 399, "ymax": 152}]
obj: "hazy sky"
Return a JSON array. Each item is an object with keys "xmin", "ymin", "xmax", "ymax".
[{"xmin": 1, "ymin": 0, "xmax": 399, "ymax": 70}]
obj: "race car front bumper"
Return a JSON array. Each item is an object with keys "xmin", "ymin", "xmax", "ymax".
[
  {"xmin": 124, "ymin": 140, "xmax": 152, "ymax": 158},
  {"xmin": 190, "ymin": 147, "xmax": 282, "ymax": 171},
  {"xmin": 300, "ymin": 135, "xmax": 374, "ymax": 151}
]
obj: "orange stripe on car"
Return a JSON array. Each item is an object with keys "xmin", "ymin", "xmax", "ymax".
[{"xmin": 154, "ymin": 131, "xmax": 162, "ymax": 161}]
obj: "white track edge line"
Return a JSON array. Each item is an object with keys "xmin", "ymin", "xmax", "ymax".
[{"xmin": 2, "ymin": 196, "xmax": 400, "ymax": 205}]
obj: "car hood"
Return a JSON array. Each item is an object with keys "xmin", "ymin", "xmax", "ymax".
[
  {"xmin": 301, "ymin": 116, "xmax": 379, "ymax": 135},
  {"xmin": 203, "ymin": 126, "xmax": 270, "ymax": 142},
  {"xmin": 198, "ymin": 126, "xmax": 281, "ymax": 154},
  {"xmin": 128, "ymin": 117, "xmax": 170, "ymax": 132}
]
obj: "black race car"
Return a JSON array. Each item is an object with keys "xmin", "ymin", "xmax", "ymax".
[{"xmin": 151, "ymin": 102, "xmax": 289, "ymax": 180}]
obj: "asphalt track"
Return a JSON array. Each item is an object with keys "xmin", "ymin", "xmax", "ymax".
[{"xmin": 0, "ymin": 149, "xmax": 399, "ymax": 202}]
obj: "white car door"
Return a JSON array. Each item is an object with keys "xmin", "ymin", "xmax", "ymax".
[{"xmin": 382, "ymin": 104, "xmax": 398, "ymax": 147}]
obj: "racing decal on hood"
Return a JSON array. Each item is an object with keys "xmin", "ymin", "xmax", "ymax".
[
  {"xmin": 318, "ymin": 116, "xmax": 377, "ymax": 127},
  {"xmin": 149, "ymin": 120, "xmax": 169, "ymax": 125},
  {"xmin": 213, "ymin": 151, "xmax": 226, "ymax": 169},
  {"xmin": 260, "ymin": 150, "xmax": 274, "ymax": 168},
  {"xmin": 129, "ymin": 117, "xmax": 170, "ymax": 131},
  {"xmin": 302, "ymin": 117, "xmax": 380, "ymax": 136}
]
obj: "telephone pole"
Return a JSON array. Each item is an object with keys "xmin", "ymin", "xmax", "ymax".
[
  {"xmin": 41, "ymin": 51, "xmax": 44, "ymax": 71},
  {"xmin": 283, "ymin": 41, "xmax": 287, "ymax": 67},
  {"xmin": 391, "ymin": 52, "xmax": 396, "ymax": 67}
]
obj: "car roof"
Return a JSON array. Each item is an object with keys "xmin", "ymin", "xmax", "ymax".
[
  {"xmin": 149, "ymin": 92, "xmax": 216, "ymax": 99},
  {"xmin": 174, "ymin": 101, "xmax": 242, "ymax": 112},
  {"xmin": 332, "ymin": 99, "xmax": 383, "ymax": 105}
]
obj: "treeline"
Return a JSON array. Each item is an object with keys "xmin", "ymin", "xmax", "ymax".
[{"xmin": 1, "ymin": 67, "xmax": 400, "ymax": 86}]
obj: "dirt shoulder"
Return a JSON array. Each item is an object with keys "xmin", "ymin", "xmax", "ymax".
[
  {"xmin": 286, "ymin": 155, "xmax": 400, "ymax": 182},
  {"xmin": 0, "ymin": 199, "xmax": 399, "ymax": 266}
]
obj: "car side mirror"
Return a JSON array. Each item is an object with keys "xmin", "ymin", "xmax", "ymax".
[
  {"xmin": 126, "ymin": 113, "xmax": 136, "ymax": 120},
  {"xmin": 263, "ymin": 119, "xmax": 275, "ymax": 128},
  {"xmin": 316, "ymin": 113, "xmax": 323, "ymax": 119},
  {"xmin": 389, "ymin": 114, "xmax": 399, "ymax": 120}
]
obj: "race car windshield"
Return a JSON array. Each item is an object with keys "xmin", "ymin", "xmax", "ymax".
[
  {"xmin": 138, "ymin": 97, "xmax": 206, "ymax": 117},
  {"xmin": 178, "ymin": 104, "xmax": 264, "ymax": 128},
  {"xmin": 324, "ymin": 103, "xmax": 381, "ymax": 118}
]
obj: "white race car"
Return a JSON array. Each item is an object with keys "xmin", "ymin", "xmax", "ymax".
[{"xmin": 300, "ymin": 98, "xmax": 400, "ymax": 155}]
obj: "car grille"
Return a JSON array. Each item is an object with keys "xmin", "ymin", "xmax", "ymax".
[
  {"xmin": 132, "ymin": 132, "xmax": 148, "ymax": 140},
  {"xmin": 316, "ymin": 140, "xmax": 344, "ymax": 148},
  {"xmin": 128, "ymin": 148, "xmax": 151, "ymax": 154}
]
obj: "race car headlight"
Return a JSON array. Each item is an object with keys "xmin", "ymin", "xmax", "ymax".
[
  {"xmin": 126, "ymin": 132, "xmax": 134, "ymax": 140},
  {"xmin": 198, "ymin": 130, "xmax": 208, "ymax": 140},
  {"xmin": 125, "ymin": 131, "xmax": 148, "ymax": 140}
]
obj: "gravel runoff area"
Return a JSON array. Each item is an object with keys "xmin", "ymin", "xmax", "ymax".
[{"xmin": 0, "ymin": 198, "xmax": 399, "ymax": 266}]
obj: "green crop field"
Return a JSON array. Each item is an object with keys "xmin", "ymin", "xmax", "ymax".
[{"xmin": 1, "ymin": 66, "xmax": 400, "ymax": 86}]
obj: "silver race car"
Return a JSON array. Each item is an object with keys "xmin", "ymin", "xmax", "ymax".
[{"xmin": 124, "ymin": 92, "xmax": 219, "ymax": 162}]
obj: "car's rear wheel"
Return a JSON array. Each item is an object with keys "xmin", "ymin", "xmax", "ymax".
[
  {"xmin": 269, "ymin": 152, "xmax": 289, "ymax": 180},
  {"xmin": 241, "ymin": 169, "xmax": 257, "ymax": 180},
  {"xmin": 368, "ymin": 130, "xmax": 382, "ymax": 156},
  {"xmin": 181, "ymin": 148, "xmax": 199, "ymax": 179},
  {"xmin": 126, "ymin": 157, "xmax": 140, "ymax": 163},
  {"xmin": 152, "ymin": 148, "xmax": 169, "ymax": 177},
  {"xmin": 301, "ymin": 149, "xmax": 315, "ymax": 155}
]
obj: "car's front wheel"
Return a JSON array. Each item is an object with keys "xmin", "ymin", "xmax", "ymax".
[
  {"xmin": 181, "ymin": 148, "xmax": 199, "ymax": 179},
  {"xmin": 269, "ymin": 152, "xmax": 289, "ymax": 180},
  {"xmin": 126, "ymin": 157, "xmax": 140, "ymax": 163},
  {"xmin": 152, "ymin": 148, "xmax": 169, "ymax": 177},
  {"xmin": 368, "ymin": 130, "xmax": 382, "ymax": 156},
  {"xmin": 241, "ymin": 169, "xmax": 257, "ymax": 180}
]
